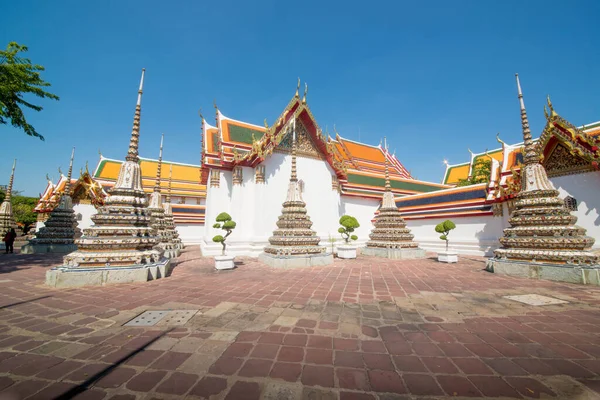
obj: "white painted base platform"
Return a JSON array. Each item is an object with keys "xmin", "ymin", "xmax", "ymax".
[
  {"xmin": 337, "ymin": 246, "xmax": 357, "ymax": 259},
  {"xmin": 361, "ymin": 247, "xmax": 427, "ymax": 260},
  {"xmin": 258, "ymin": 252, "xmax": 334, "ymax": 268},
  {"xmin": 45, "ymin": 258, "xmax": 172, "ymax": 288},
  {"xmin": 486, "ymin": 259, "xmax": 600, "ymax": 286},
  {"xmin": 437, "ymin": 250, "xmax": 458, "ymax": 263},
  {"xmin": 215, "ymin": 255, "xmax": 235, "ymax": 270},
  {"xmin": 21, "ymin": 243, "xmax": 78, "ymax": 254}
]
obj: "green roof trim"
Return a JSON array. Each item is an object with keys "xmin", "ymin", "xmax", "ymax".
[
  {"xmin": 347, "ymin": 174, "xmax": 442, "ymax": 193},
  {"xmin": 94, "ymin": 159, "xmax": 108, "ymax": 178},
  {"xmin": 228, "ymin": 124, "xmax": 265, "ymax": 144},
  {"xmin": 212, "ymin": 132, "xmax": 219, "ymax": 152}
]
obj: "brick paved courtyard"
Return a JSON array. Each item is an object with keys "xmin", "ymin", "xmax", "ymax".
[{"xmin": 0, "ymin": 249, "xmax": 599, "ymax": 399}]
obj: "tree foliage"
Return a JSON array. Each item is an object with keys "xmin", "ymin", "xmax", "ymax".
[
  {"xmin": 435, "ymin": 219, "xmax": 456, "ymax": 251},
  {"xmin": 212, "ymin": 212, "xmax": 236, "ymax": 255},
  {"xmin": 457, "ymin": 159, "xmax": 492, "ymax": 187},
  {"xmin": 338, "ymin": 215, "xmax": 359, "ymax": 244},
  {"xmin": 12, "ymin": 195, "xmax": 37, "ymax": 232},
  {"xmin": 0, "ymin": 42, "xmax": 59, "ymax": 140}
]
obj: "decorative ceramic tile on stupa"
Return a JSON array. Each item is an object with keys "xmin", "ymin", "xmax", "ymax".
[
  {"xmin": 61, "ymin": 69, "xmax": 164, "ymax": 269},
  {"xmin": 491, "ymin": 75, "xmax": 599, "ymax": 267},
  {"xmin": 263, "ymin": 119, "xmax": 327, "ymax": 257},
  {"xmin": 147, "ymin": 136, "xmax": 180, "ymax": 258},
  {"xmin": 22, "ymin": 148, "xmax": 81, "ymax": 254},
  {"xmin": 162, "ymin": 164, "xmax": 184, "ymax": 252},
  {"xmin": 365, "ymin": 157, "xmax": 422, "ymax": 251},
  {"xmin": 0, "ymin": 160, "xmax": 18, "ymax": 241}
]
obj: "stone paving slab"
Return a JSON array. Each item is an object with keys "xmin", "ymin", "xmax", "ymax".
[{"xmin": 0, "ymin": 250, "xmax": 599, "ymax": 399}]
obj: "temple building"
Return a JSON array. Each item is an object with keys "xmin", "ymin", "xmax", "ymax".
[
  {"xmin": 401, "ymin": 99, "xmax": 600, "ymax": 257},
  {"xmin": 199, "ymin": 82, "xmax": 448, "ymax": 256},
  {"xmin": 30, "ymin": 76, "xmax": 599, "ymax": 267}
]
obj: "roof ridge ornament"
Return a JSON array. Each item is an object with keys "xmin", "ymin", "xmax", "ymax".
[
  {"xmin": 295, "ymin": 77, "xmax": 300, "ymax": 98},
  {"xmin": 496, "ymin": 132, "xmax": 506, "ymax": 147},
  {"xmin": 302, "ymin": 83, "xmax": 308, "ymax": 104},
  {"xmin": 198, "ymin": 107, "xmax": 204, "ymax": 122}
]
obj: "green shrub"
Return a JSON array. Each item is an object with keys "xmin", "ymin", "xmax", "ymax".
[
  {"xmin": 338, "ymin": 215, "xmax": 359, "ymax": 244},
  {"xmin": 212, "ymin": 212, "xmax": 236, "ymax": 255},
  {"xmin": 435, "ymin": 219, "xmax": 456, "ymax": 251}
]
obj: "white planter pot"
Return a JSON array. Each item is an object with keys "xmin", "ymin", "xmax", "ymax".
[
  {"xmin": 337, "ymin": 245, "xmax": 357, "ymax": 259},
  {"xmin": 215, "ymin": 255, "xmax": 235, "ymax": 270},
  {"xmin": 438, "ymin": 250, "xmax": 458, "ymax": 263}
]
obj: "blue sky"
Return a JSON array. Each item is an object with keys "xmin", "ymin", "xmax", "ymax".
[{"xmin": 2, "ymin": 0, "xmax": 599, "ymax": 196}]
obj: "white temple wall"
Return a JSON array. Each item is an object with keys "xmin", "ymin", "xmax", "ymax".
[
  {"xmin": 338, "ymin": 196, "xmax": 379, "ymax": 247},
  {"xmin": 175, "ymin": 225, "xmax": 204, "ymax": 245},
  {"xmin": 73, "ymin": 204, "xmax": 97, "ymax": 231},
  {"xmin": 406, "ymin": 214, "xmax": 507, "ymax": 257},
  {"xmin": 200, "ymin": 153, "xmax": 380, "ymax": 257},
  {"xmin": 550, "ymin": 170, "xmax": 600, "ymax": 248}
]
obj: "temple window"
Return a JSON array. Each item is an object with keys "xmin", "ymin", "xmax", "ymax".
[
  {"xmin": 564, "ymin": 196, "xmax": 578, "ymax": 211},
  {"xmin": 76, "ymin": 213, "xmax": 83, "ymax": 221},
  {"xmin": 178, "ymin": 197, "xmax": 186, "ymax": 204},
  {"xmin": 298, "ymin": 179, "xmax": 305, "ymax": 193}
]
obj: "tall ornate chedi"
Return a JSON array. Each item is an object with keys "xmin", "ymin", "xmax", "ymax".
[
  {"xmin": 147, "ymin": 135, "xmax": 180, "ymax": 258},
  {"xmin": 259, "ymin": 117, "xmax": 333, "ymax": 267},
  {"xmin": 487, "ymin": 74, "xmax": 599, "ymax": 284},
  {"xmin": 47, "ymin": 69, "xmax": 169, "ymax": 288},
  {"xmin": 363, "ymin": 153, "xmax": 426, "ymax": 259},
  {"xmin": 22, "ymin": 147, "xmax": 81, "ymax": 253},
  {"xmin": 0, "ymin": 159, "xmax": 18, "ymax": 251},
  {"xmin": 162, "ymin": 164, "xmax": 184, "ymax": 251}
]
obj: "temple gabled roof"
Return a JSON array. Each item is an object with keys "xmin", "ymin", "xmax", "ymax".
[
  {"xmin": 94, "ymin": 156, "xmax": 206, "ymax": 197},
  {"xmin": 443, "ymin": 99, "xmax": 600, "ymax": 187},
  {"xmin": 34, "ymin": 168, "xmax": 107, "ymax": 213},
  {"xmin": 201, "ymin": 85, "xmax": 450, "ymax": 199}
]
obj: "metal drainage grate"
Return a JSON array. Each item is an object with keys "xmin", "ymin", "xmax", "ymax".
[
  {"xmin": 124, "ymin": 310, "xmax": 169, "ymax": 326},
  {"xmin": 503, "ymin": 294, "xmax": 568, "ymax": 306},
  {"xmin": 156, "ymin": 310, "xmax": 199, "ymax": 326}
]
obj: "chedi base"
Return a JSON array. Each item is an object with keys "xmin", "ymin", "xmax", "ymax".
[
  {"xmin": 486, "ymin": 259, "xmax": 600, "ymax": 286},
  {"xmin": 258, "ymin": 252, "xmax": 333, "ymax": 269},
  {"xmin": 46, "ymin": 258, "xmax": 171, "ymax": 288},
  {"xmin": 362, "ymin": 247, "xmax": 426, "ymax": 260}
]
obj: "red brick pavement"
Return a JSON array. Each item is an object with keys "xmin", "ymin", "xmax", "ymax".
[{"xmin": 0, "ymin": 249, "xmax": 599, "ymax": 399}]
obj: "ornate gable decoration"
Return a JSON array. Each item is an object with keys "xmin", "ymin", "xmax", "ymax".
[
  {"xmin": 275, "ymin": 120, "xmax": 323, "ymax": 159},
  {"xmin": 539, "ymin": 97, "xmax": 600, "ymax": 169},
  {"xmin": 544, "ymin": 143, "xmax": 592, "ymax": 177}
]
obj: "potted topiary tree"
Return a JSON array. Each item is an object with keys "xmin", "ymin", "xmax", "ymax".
[
  {"xmin": 337, "ymin": 215, "xmax": 360, "ymax": 259},
  {"xmin": 212, "ymin": 212, "xmax": 237, "ymax": 270},
  {"xmin": 435, "ymin": 219, "xmax": 457, "ymax": 263}
]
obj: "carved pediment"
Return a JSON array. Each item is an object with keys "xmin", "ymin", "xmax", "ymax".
[
  {"xmin": 544, "ymin": 143, "xmax": 593, "ymax": 177},
  {"xmin": 275, "ymin": 120, "xmax": 324, "ymax": 160}
]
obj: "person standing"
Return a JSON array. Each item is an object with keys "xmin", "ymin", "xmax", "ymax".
[{"xmin": 3, "ymin": 228, "xmax": 16, "ymax": 254}]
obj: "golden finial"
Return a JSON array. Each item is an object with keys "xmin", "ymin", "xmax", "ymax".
[
  {"xmin": 295, "ymin": 77, "xmax": 300, "ymax": 98},
  {"xmin": 302, "ymin": 83, "xmax": 308, "ymax": 104},
  {"xmin": 547, "ymin": 95, "xmax": 553, "ymax": 110},
  {"xmin": 264, "ymin": 118, "xmax": 269, "ymax": 129},
  {"xmin": 85, "ymin": 161, "xmax": 89, "ymax": 174}
]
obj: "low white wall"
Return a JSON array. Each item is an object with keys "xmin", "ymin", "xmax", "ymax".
[{"xmin": 176, "ymin": 224, "xmax": 203, "ymax": 245}]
